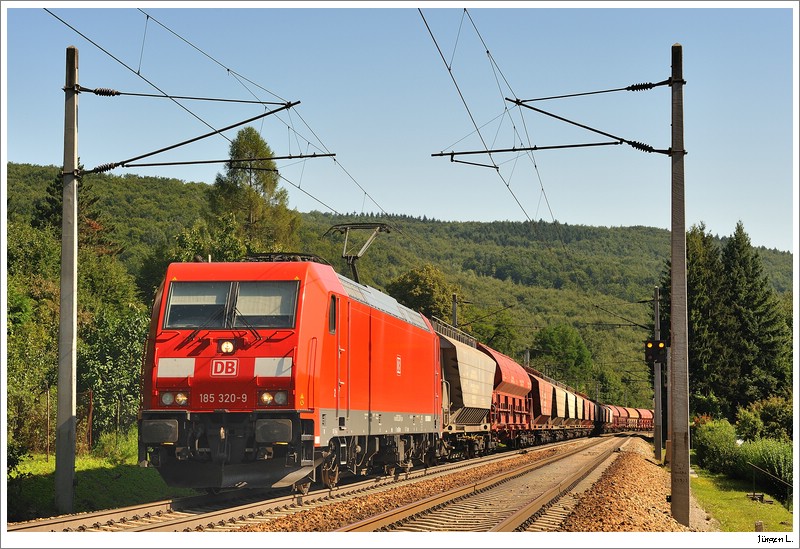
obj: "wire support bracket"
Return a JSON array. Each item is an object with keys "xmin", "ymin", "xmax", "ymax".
[{"xmin": 84, "ymin": 101, "xmax": 300, "ymax": 174}]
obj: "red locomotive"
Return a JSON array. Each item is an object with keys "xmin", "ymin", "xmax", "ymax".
[{"xmin": 138, "ymin": 254, "xmax": 653, "ymax": 493}]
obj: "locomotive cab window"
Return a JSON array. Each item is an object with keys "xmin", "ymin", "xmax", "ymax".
[
  {"xmin": 163, "ymin": 281, "xmax": 229, "ymax": 328},
  {"xmin": 164, "ymin": 280, "xmax": 299, "ymax": 329},
  {"xmin": 328, "ymin": 295, "xmax": 337, "ymax": 334}
]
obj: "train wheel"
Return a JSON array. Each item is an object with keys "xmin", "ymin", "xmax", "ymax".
[
  {"xmin": 423, "ymin": 449, "xmax": 438, "ymax": 468},
  {"xmin": 321, "ymin": 458, "xmax": 339, "ymax": 489}
]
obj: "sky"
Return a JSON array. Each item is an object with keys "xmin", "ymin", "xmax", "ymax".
[{"xmin": 2, "ymin": 1, "xmax": 797, "ymax": 255}]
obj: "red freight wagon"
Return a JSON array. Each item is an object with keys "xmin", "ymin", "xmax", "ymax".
[
  {"xmin": 480, "ymin": 343, "xmax": 533, "ymax": 445},
  {"xmin": 637, "ymin": 408, "xmax": 654, "ymax": 431},
  {"xmin": 529, "ymin": 373, "xmax": 554, "ymax": 428},
  {"xmin": 624, "ymin": 407, "xmax": 641, "ymax": 430},
  {"xmin": 610, "ymin": 405, "xmax": 629, "ymax": 430}
]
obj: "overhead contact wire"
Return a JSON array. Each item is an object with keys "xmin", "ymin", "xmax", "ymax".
[
  {"xmin": 44, "ymin": 8, "xmax": 232, "ymax": 144},
  {"xmin": 138, "ymin": 8, "xmax": 402, "ymax": 225},
  {"xmin": 420, "ymin": 9, "xmax": 531, "ymax": 222}
]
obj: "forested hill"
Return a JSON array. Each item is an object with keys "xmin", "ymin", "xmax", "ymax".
[
  {"xmin": 6, "ymin": 162, "xmax": 794, "ymax": 409},
  {"xmin": 6, "ymin": 162, "xmax": 792, "ymax": 300}
]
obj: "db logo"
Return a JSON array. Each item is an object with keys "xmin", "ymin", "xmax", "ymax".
[{"xmin": 211, "ymin": 359, "xmax": 239, "ymax": 376}]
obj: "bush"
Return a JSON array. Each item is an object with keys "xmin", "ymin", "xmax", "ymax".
[
  {"xmin": 7, "ymin": 440, "xmax": 30, "ymax": 478},
  {"xmin": 734, "ymin": 438, "xmax": 793, "ymax": 503},
  {"xmin": 692, "ymin": 419, "xmax": 738, "ymax": 473},
  {"xmin": 736, "ymin": 406, "xmax": 764, "ymax": 441},
  {"xmin": 737, "ymin": 396, "xmax": 793, "ymax": 443},
  {"xmin": 92, "ymin": 428, "xmax": 139, "ymax": 466}
]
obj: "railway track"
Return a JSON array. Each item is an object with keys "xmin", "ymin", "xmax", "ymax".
[
  {"xmin": 8, "ymin": 437, "xmax": 593, "ymax": 533},
  {"xmin": 337, "ymin": 436, "xmax": 626, "ymax": 532}
]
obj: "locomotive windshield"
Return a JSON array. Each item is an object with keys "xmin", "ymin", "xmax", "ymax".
[{"xmin": 163, "ymin": 280, "xmax": 299, "ymax": 329}]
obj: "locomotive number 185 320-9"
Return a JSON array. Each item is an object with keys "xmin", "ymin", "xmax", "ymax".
[{"xmin": 199, "ymin": 392, "xmax": 248, "ymax": 404}]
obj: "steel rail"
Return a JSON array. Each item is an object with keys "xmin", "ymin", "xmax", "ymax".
[{"xmin": 337, "ymin": 436, "xmax": 615, "ymax": 532}]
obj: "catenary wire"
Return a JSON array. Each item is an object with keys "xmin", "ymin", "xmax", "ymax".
[{"xmin": 44, "ymin": 8, "xmax": 233, "ymax": 145}]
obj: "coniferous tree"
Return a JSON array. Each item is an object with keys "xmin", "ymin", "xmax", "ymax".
[
  {"xmin": 719, "ymin": 222, "xmax": 791, "ymax": 411},
  {"xmin": 208, "ymin": 126, "xmax": 301, "ymax": 253},
  {"xmin": 33, "ymin": 167, "xmax": 121, "ymax": 256},
  {"xmin": 685, "ymin": 223, "xmax": 730, "ymax": 417},
  {"xmin": 660, "ymin": 221, "xmax": 791, "ymax": 421}
]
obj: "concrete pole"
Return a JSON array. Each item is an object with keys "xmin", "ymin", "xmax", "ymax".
[
  {"xmin": 653, "ymin": 286, "xmax": 662, "ymax": 462},
  {"xmin": 669, "ymin": 43, "xmax": 691, "ymax": 527},
  {"xmin": 56, "ymin": 45, "xmax": 79, "ymax": 514}
]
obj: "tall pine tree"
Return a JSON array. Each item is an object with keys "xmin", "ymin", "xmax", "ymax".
[
  {"xmin": 207, "ymin": 126, "xmax": 301, "ymax": 253},
  {"xmin": 659, "ymin": 222, "xmax": 791, "ymax": 421},
  {"xmin": 719, "ymin": 222, "xmax": 791, "ymax": 411}
]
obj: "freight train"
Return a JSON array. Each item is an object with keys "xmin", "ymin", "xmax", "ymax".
[{"xmin": 137, "ymin": 253, "xmax": 653, "ymax": 494}]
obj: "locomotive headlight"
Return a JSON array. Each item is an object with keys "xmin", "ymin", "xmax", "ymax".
[
  {"xmin": 174, "ymin": 392, "xmax": 189, "ymax": 406},
  {"xmin": 219, "ymin": 340, "xmax": 235, "ymax": 354},
  {"xmin": 161, "ymin": 392, "xmax": 175, "ymax": 406},
  {"xmin": 259, "ymin": 390, "xmax": 288, "ymax": 406}
]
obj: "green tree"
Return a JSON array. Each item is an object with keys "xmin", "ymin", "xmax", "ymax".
[
  {"xmin": 735, "ymin": 405, "xmax": 764, "ymax": 442},
  {"xmin": 529, "ymin": 324, "xmax": 593, "ymax": 393},
  {"xmin": 78, "ymin": 307, "xmax": 149, "ymax": 441},
  {"xmin": 6, "ymin": 223, "xmax": 61, "ymax": 453},
  {"xmin": 719, "ymin": 222, "xmax": 791, "ymax": 412},
  {"xmin": 385, "ymin": 264, "xmax": 455, "ymax": 320},
  {"xmin": 208, "ymin": 126, "xmax": 301, "ymax": 253},
  {"xmin": 7, "ymin": 218, "xmax": 144, "ymax": 452},
  {"xmin": 660, "ymin": 222, "xmax": 792, "ymax": 422},
  {"xmin": 744, "ymin": 396, "xmax": 793, "ymax": 442},
  {"xmin": 167, "ymin": 213, "xmax": 248, "ymax": 262},
  {"xmin": 33, "ymin": 166, "xmax": 121, "ymax": 256},
  {"xmin": 673, "ymin": 223, "xmax": 731, "ymax": 417},
  {"xmin": 463, "ymin": 305, "xmax": 519, "ymax": 357}
]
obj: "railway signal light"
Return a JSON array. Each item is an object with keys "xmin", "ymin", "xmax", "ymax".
[{"xmin": 645, "ymin": 339, "xmax": 668, "ymax": 363}]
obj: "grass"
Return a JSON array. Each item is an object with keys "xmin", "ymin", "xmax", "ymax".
[
  {"xmin": 690, "ymin": 467, "xmax": 794, "ymax": 533},
  {"xmin": 7, "ymin": 430, "xmax": 199, "ymax": 523}
]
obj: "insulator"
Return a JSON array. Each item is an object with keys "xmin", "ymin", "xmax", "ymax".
[
  {"xmin": 628, "ymin": 141, "xmax": 655, "ymax": 153},
  {"xmin": 627, "ymin": 82, "xmax": 655, "ymax": 92},
  {"xmin": 93, "ymin": 87, "xmax": 120, "ymax": 96},
  {"xmin": 93, "ymin": 162, "xmax": 118, "ymax": 173}
]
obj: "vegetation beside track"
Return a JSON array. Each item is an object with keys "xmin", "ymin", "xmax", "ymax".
[
  {"xmin": 690, "ymin": 469, "xmax": 794, "ymax": 533},
  {"xmin": 7, "ymin": 430, "xmax": 199, "ymax": 523}
]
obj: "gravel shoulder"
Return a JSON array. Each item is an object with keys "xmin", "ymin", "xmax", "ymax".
[
  {"xmin": 559, "ymin": 435, "xmax": 720, "ymax": 532},
  {"xmin": 236, "ymin": 435, "xmax": 719, "ymax": 534}
]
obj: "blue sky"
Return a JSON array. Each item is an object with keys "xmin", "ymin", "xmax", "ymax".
[{"xmin": 3, "ymin": 2, "xmax": 797, "ymax": 253}]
